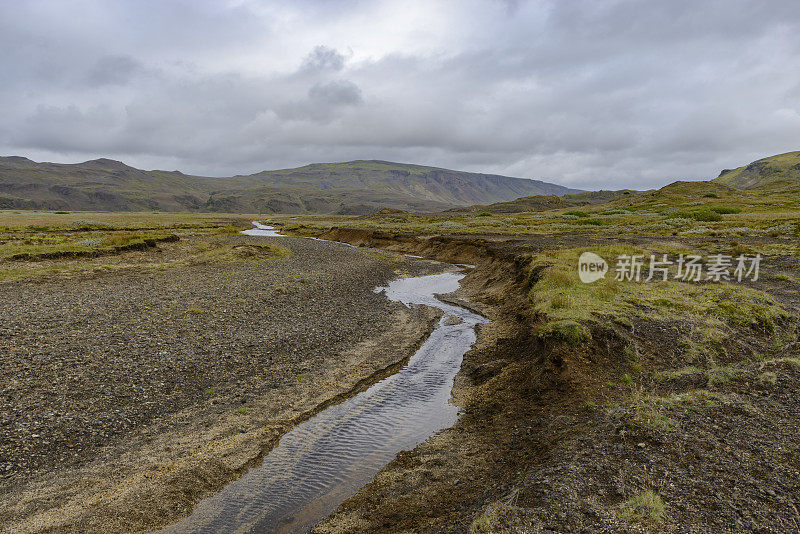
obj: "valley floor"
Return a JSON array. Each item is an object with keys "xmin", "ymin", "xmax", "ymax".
[{"xmin": 2, "ymin": 209, "xmax": 800, "ymax": 533}]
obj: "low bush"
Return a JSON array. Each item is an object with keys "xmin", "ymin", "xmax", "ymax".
[{"xmin": 564, "ymin": 210, "xmax": 590, "ymax": 218}]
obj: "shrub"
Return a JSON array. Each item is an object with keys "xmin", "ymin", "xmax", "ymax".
[
  {"xmin": 74, "ymin": 237, "xmax": 105, "ymax": 247},
  {"xmin": 708, "ymin": 206, "xmax": 742, "ymax": 215},
  {"xmin": 564, "ymin": 210, "xmax": 590, "ymax": 218},
  {"xmin": 599, "ymin": 209, "xmax": 632, "ymax": 215},
  {"xmin": 664, "ymin": 217, "xmax": 694, "ymax": 228},
  {"xmin": 703, "ymin": 193, "xmax": 720, "ymax": 198},
  {"xmin": 690, "ymin": 209, "xmax": 723, "ymax": 222},
  {"xmin": 666, "ymin": 209, "xmax": 722, "ymax": 222},
  {"xmin": 477, "ymin": 212, "xmax": 492, "ymax": 217},
  {"xmin": 436, "ymin": 221, "xmax": 468, "ymax": 230}
]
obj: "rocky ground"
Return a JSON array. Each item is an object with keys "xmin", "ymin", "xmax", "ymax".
[{"xmin": 0, "ymin": 231, "xmax": 446, "ymax": 533}]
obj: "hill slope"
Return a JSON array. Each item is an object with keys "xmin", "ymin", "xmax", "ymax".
[
  {"xmin": 450, "ymin": 189, "xmax": 639, "ymax": 214},
  {"xmin": 0, "ymin": 157, "xmax": 578, "ymax": 214},
  {"xmin": 714, "ymin": 151, "xmax": 800, "ymax": 189}
]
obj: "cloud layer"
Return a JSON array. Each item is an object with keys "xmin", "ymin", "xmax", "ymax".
[{"xmin": 2, "ymin": 0, "xmax": 799, "ymax": 189}]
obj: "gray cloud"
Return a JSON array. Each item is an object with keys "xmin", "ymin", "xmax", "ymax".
[
  {"xmin": 1, "ymin": 0, "xmax": 799, "ymax": 189},
  {"xmin": 86, "ymin": 55, "xmax": 143, "ymax": 87},
  {"xmin": 302, "ymin": 46, "xmax": 347, "ymax": 73}
]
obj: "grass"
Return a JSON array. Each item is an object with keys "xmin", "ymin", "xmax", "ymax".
[
  {"xmin": 618, "ymin": 391, "xmax": 679, "ymax": 433},
  {"xmin": 363, "ymin": 249, "xmax": 404, "ymax": 263},
  {"xmin": 0, "ymin": 211, "xmax": 291, "ymax": 282},
  {"xmin": 526, "ymin": 244, "xmax": 789, "ymax": 344},
  {"xmin": 469, "ymin": 503, "xmax": 522, "ymax": 533},
  {"xmin": 270, "ymin": 171, "xmax": 800, "ymax": 239},
  {"xmin": 706, "ymin": 365, "xmax": 742, "ymax": 385},
  {"xmin": 620, "ymin": 373, "xmax": 634, "ymax": 385},
  {"xmin": 714, "ymin": 150, "xmax": 800, "ymax": 188},
  {"xmin": 617, "ymin": 490, "xmax": 666, "ymax": 525}
]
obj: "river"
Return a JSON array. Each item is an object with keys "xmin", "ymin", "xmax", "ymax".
[{"xmin": 160, "ymin": 223, "xmax": 487, "ymax": 533}]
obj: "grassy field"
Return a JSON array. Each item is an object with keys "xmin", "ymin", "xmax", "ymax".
[
  {"xmin": 0, "ymin": 211, "xmax": 291, "ymax": 282},
  {"xmin": 271, "ymin": 180, "xmax": 800, "ymax": 240}
]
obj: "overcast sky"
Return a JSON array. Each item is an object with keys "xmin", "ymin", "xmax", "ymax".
[{"xmin": 2, "ymin": 0, "xmax": 799, "ymax": 189}]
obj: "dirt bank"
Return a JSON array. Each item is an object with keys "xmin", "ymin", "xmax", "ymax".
[
  {"xmin": 0, "ymin": 233, "xmax": 447, "ymax": 533},
  {"xmin": 300, "ymin": 227, "xmax": 800, "ymax": 533}
]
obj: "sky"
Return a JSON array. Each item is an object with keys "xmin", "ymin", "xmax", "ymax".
[{"xmin": 1, "ymin": 0, "xmax": 799, "ymax": 189}]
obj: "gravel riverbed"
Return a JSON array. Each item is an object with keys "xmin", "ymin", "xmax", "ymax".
[{"xmin": 0, "ymin": 232, "xmax": 447, "ymax": 532}]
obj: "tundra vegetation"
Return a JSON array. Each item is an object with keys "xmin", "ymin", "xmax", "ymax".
[{"xmin": 0, "ymin": 211, "xmax": 290, "ymax": 282}]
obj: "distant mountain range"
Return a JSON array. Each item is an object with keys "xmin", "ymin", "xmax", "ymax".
[
  {"xmin": 0, "ymin": 157, "xmax": 580, "ymax": 214},
  {"xmin": 714, "ymin": 151, "xmax": 800, "ymax": 189}
]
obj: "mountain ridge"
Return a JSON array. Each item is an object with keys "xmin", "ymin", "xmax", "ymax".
[
  {"xmin": 713, "ymin": 151, "xmax": 800, "ymax": 189},
  {"xmin": 0, "ymin": 156, "xmax": 579, "ymax": 214}
]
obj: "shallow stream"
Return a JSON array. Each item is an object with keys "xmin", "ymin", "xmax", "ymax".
[{"xmin": 161, "ymin": 224, "xmax": 487, "ymax": 533}]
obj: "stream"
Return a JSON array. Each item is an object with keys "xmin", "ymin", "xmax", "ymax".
[{"xmin": 161, "ymin": 223, "xmax": 488, "ymax": 533}]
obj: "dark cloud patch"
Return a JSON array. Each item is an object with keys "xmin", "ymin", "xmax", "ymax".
[{"xmin": 301, "ymin": 45, "xmax": 347, "ymax": 72}]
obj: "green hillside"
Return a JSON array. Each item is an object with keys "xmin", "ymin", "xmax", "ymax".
[
  {"xmin": 714, "ymin": 151, "xmax": 800, "ymax": 189},
  {"xmin": 0, "ymin": 157, "xmax": 578, "ymax": 214},
  {"xmin": 451, "ymin": 189, "xmax": 638, "ymax": 214}
]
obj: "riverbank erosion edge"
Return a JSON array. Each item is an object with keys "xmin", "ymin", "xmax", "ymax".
[{"xmin": 281, "ymin": 226, "xmax": 800, "ymax": 533}]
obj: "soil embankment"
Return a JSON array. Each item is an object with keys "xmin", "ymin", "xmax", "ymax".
[{"xmin": 301, "ymin": 227, "xmax": 800, "ymax": 533}]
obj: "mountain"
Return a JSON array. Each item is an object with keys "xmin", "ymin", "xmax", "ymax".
[
  {"xmin": 0, "ymin": 157, "xmax": 579, "ymax": 214},
  {"xmin": 713, "ymin": 151, "xmax": 800, "ymax": 189},
  {"xmin": 449, "ymin": 189, "xmax": 638, "ymax": 214}
]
